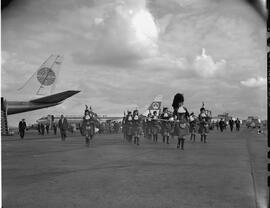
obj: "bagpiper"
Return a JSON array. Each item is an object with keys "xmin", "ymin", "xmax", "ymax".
[
  {"xmin": 235, "ymin": 118, "xmax": 241, "ymax": 131},
  {"xmin": 198, "ymin": 103, "xmax": 210, "ymax": 143},
  {"xmin": 145, "ymin": 113, "xmax": 152, "ymax": 140},
  {"xmin": 122, "ymin": 112, "xmax": 127, "ymax": 142},
  {"xmin": 151, "ymin": 111, "xmax": 160, "ymax": 143},
  {"xmin": 172, "ymin": 93, "xmax": 190, "ymax": 150},
  {"xmin": 132, "ymin": 110, "xmax": 142, "ymax": 145},
  {"xmin": 189, "ymin": 112, "xmax": 197, "ymax": 142},
  {"xmin": 82, "ymin": 108, "xmax": 98, "ymax": 147},
  {"xmin": 160, "ymin": 107, "xmax": 173, "ymax": 144},
  {"xmin": 125, "ymin": 111, "xmax": 133, "ymax": 143}
]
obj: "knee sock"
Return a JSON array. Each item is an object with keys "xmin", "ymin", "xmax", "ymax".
[
  {"xmin": 180, "ymin": 138, "xmax": 184, "ymax": 149},
  {"xmin": 177, "ymin": 138, "xmax": 180, "ymax": 147}
]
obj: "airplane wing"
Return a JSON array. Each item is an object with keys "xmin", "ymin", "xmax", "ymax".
[{"xmin": 30, "ymin": 90, "xmax": 80, "ymax": 104}]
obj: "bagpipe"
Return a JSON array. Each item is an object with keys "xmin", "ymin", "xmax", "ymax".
[
  {"xmin": 199, "ymin": 102, "xmax": 214, "ymax": 130},
  {"xmin": 83, "ymin": 105, "xmax": 99, "ymax": 123},
  {"xmin": 201, "ymin": 102, "xmax": 212, "ymax": 118}
]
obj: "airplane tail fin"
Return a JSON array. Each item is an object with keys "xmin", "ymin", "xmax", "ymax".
[
  {"xmin": 142, "ymin": 95, "xmax": 163, "ymax": 116},
  {"xmin": 18, "ymin": 55, "xmax": 63, "ymax": 96}
]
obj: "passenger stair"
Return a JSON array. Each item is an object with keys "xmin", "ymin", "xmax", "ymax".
[{"xmin": 1, "ymin": 98, "xmax": 9, "ymax": 136}]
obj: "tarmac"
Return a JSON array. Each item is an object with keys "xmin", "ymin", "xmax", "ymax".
[{"xmin": 2, "ymin": 127, "xmax": 268, "ymax": 208}]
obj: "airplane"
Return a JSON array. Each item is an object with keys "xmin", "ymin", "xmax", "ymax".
[
  {"xmin": 1, "ymin": 55, "xmax": 80, "ymax": 135},
  {"xmin": 35, "ymin": 95, "xmax": 163, "ymax": 129}
]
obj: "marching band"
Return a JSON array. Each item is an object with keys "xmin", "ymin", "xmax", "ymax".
[
  {"xmin": 120, "ymin": 93, "xmax": 212, "ymax": 150},
  {"xmin": 77, "ymin": 93, "xmax": 212, "ymax": 149}
]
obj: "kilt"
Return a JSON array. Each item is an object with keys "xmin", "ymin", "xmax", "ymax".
[
  {"xmin": 146, "ymin": 126, "xmax": 151, "ymax": 134},
  {"xmin": 174, "ymin": 122, "xmax": 189, "ymax": 137},
  {"xmin": 133, "ymin": 126, "xmax": 143, "ymax": 137},
  {"xmin": 189, "ymin": 122, "xmax": 197, "ymax": 134},
  {"xmin": 151, "ymin": 125, "xmax": 160, "ymax": 135},
  {"xmin": 198, "ymin": 123, "xmax": 209, "ymax": 135},
  {"xmin": 126, "ymin": 126, "xmax": 133, "ymax": 136},
  {"xmin": 85, "ymin": 125, "xmax": 95, "ymax": 137},
  {"xmin": 162, "ymin": 122, "xmax": 172, "ymax": 136},
  {"xmin": 122, "ymin": 125, "xmax": 126, "ymax": 133}
]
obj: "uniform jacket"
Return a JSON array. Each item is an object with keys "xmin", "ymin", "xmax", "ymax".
[
  {"xmin": 125, "ymin": 115, "xmax": 133, "ymax": 127},
  {"xmin": 82, "ymin": 117, "xmax": 97, "ymax": 129},
  {"xmin": 173, "ymin": 106, "xmax": 189, "ymax": 123},
  {"xmin": 160, "ymin": 113, "xmax": 172, "ymax": 131},
  {"xmin": 132, "ymin": 115, "xmax": 142, "ymax": 127}
]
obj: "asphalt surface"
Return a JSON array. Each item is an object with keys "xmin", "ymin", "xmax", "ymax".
[{"xmin": 2, "ymin": 127, "xmax": 268, "ymax": 208}]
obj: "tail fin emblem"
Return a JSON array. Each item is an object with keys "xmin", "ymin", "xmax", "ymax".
[
  {"xmin": 37, "ymin": 67, "xmax": 56, "ymax": 86},
  {"xmin": 152, "ymin": 102, "xmax": 160, "ymax": 110}
]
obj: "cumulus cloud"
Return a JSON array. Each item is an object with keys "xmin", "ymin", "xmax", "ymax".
[
  {"xmin": 193, "ymin": 48, "xmax": 226, "ymax": 78},
  {"xmin": 72, "ymin": 0, "xmax": 160, "ymax": 66},
  {"xmin": 240, "ymin": 76, "xmax": 266, "ymax": 87},
  {"xmin": 94, "ymin": 17, "xmax": 104, "ymax": 25}
]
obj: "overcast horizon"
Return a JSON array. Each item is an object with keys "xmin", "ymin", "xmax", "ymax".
[{"xmin": 2, "ymin": 0, "xmax": 266, "ymax": 126}]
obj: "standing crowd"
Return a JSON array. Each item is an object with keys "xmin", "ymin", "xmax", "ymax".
[{"xmin": 215, "ymin": 118, "xmax": 241, "ymax": 132}]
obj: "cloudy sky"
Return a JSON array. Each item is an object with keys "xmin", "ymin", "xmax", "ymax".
[{"xmin": 2, "ymin": 0, "xmax": 266, "ymax": 126}]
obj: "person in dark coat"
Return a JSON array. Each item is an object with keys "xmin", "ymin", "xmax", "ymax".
[
  {"xmin": 53, "ymin": 123, "xmax": 57, "ymax": 135},
  {"xmin": 229, "ymin": 119, "xmax": 234, "ymax": 132},
  {"xmin": 58, "ymin": 115, "xmax": 68, "ymax": 141},
  {"xmin": 46, "ymin": 124, "xmax": 50, "ymax": 134},
  {"xmin": 40, "ymin": 123, "xmax": 45, "ymax": 135},
  {"xmin": 219, "ymin": 119, "xmax": 225, "ymax": 132},
  {"xmin": 172, "ymin": 93, "xmax": 190, "ymax": 150},
  {"xmin": 235, "ymin": 118, "xmax": 241, "ymax": 131},
  {"xmin": 18, "ymin": 119, "xmax": 27, "ymax": 139},
  {"xmin": 37, "ymin": 123, "xmax": 41, "ymax": 135},
  {"xmin": 215, "ymin": 121, "xmax": 219, "ymax": 130}
]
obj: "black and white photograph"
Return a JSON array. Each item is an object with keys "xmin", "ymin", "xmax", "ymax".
[{"xmin": 1, "ymin": 0, "xmax": 268, "ymax": 207}]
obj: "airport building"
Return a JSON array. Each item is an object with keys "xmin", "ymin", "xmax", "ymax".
[{"xmin": 211, "ymin": 112, "xmax": 232, "ymax": 123}]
